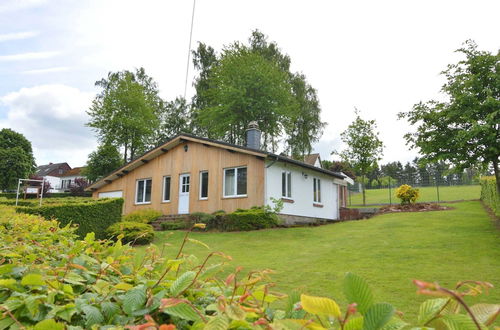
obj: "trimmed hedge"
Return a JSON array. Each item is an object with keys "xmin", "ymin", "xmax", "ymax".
[
  {"xmin": 123, "ymin": 208, "xmax": 162, "ymax": 223},
  {"xmin": 0, "ymin": 192, "xmax": 88, "ymax": 199},
  {"xmin": 106, "ymin": 221, "xmax": 154, "ymax": 245},
  {"xmin": 16, "ymin": 198, "xmax": 123, "ymax": 239},
  {"xmin": 480, "ymin": 176, "xmax": 499, "ymax": 216}
]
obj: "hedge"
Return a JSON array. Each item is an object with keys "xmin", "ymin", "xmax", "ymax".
[
  {"xmin": 106, "ymin": 221, "xmax": 154, "ymax": 245},
  {"xmin": 480, "ymin": 176, "xmax": 499, "ymax": 216},
  {"xmin": 16, "ymin": 198, "xmax": 123, "ymax": 239},
  {"xmin": 0, "ymin": 192, "xmax": 84, "ymax": 199}
]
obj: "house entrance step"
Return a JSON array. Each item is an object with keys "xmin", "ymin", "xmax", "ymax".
[{"xmin": 151, "ymin": 214, "xmax": 189, "ymax": 231}]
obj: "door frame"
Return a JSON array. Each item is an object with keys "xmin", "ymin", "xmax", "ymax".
[{"xmin": 178, "ymin": 173, "xmax": 190, "ymax": 214}]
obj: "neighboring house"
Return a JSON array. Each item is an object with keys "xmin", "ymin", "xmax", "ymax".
[
  {"xmin": 58, "ymin": 167, "xmax": 88, "ymax": 191},
  {"xmin": 35, "ymin": 163, "xmax": 71, "ymax": 192},
  {"xmin": 86, "ymin": 123, "xmax": 349, "ymax": 223},
  {"xmin": 304, "ymin": 153, "xmax": 322, "ymax": 168}
]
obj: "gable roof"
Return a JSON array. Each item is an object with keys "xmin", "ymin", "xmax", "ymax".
[
  {"xmin": 35, "ymin": 163, "xmax": 70, "ymax": 177},
  {"xmin": 60, "ymin": 167, "xmax": 86, "ymax": 177},
  {"xmin": 303, "ymin": 153, "xmax": 321, "ymax": 167},
  {"xmin": 86, "ymin": 134, "xmax": 345, "ymax": 191}
]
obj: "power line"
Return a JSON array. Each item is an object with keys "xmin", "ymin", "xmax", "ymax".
[{"xmin": 183, "ymin": 0, "xmax": 196, "ymax": 99}]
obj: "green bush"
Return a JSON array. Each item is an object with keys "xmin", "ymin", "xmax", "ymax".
[
  {"xmin": 16, "ymin": 198, "xmax": 123, "ymax": 239},
  {"xmin": 0, "ymin": 192, "xmax": 90, "ymax": 199},
  {"xmin": 160, "ymin": 221, "xmax": 188, "ymax": 230},
  {"xmin": 106, "ymin": 221, "xmax": 154, "ymax": 245},
  {"xmin": 481, "ymin": 176, "xmax": 499, "ymax": 216},
  {"xmin": 123, "ymin": 208, "xmax": 162, "ymax": 223},
  {"xmin": 186, "ymin": 208, "xmax": 279, "ymax": 231}
]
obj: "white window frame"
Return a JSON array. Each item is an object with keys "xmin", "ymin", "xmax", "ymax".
[
  {"xmin": 162, "ymin": 176, "xmax": 171, "ymax": 202},
  {"xmin": 313, "ymin": 177, "xmax": 322, "ymax": 204},
  {"xmin": 223, "ymin": 166, "xmax": 247, "ymax": 198},
  {"xmin": 135, "ymin": 178, "xmax": 152, "ymax": 205},
  {"xmin": 199, "ymin": 171, "xmax": 209, "ymax": 200},
  {"xmin": 282, "ymin": 171, "xmax": 292, "ymax": 198}
]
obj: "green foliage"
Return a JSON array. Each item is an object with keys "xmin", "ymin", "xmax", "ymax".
[
  {"xmin": 395, "ymin": 184, "xmax": 420, "ymax": 205},
  {"xmin": 83, "ymin": 143, "xmax": 123, "ymax": 182},
  {"xmin": 399, "ymin": 40, "xmax": 500, "ymax": 194},
  {"xmin": 123, "ymin": 209, "xmax": 162, "ymax": 224},
  {"xmin": 16, "ymin": 198, "xmax": 123, "ymax": 239},
  {"xmin": 161, "ymin": 221, "xmax": 188, "ymax": 231},
  {"xmin": 106, "ymin": 222, "xmax": 154, "ymax": 245},
  {"xmin": 0, "ymin": 129, "xmax": 36, "ymax": 191},
  {"xmin": 480, "ymin": 176, "xmax": 499, "ymax": 216}
]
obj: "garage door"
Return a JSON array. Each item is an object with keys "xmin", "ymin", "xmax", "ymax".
[{"xmin": 98, "ymin": 191, "xmax": 123, "ymax": 198}]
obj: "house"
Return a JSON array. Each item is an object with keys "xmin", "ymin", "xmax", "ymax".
[
  {"xmin": 35, "ymin": 162, "xmax": 72, "ymax": 192},
  {"xmin": 86, "ymin": 123, "xmax": 349, "ymax": 224},
  {"xmin": 58, "ymin": 167, "xmax": 88, "ymax": 191},
  {"xmin": 304, "ymin": 153, "xmax": 322, "ymax": 168}
]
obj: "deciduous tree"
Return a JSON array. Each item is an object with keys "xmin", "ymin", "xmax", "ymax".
[
  {"xmin": 0, "ymin": 129, "xmax": 36, "ymax": 191},
  {"xmin": 83, "ymin": 143, "xmax": 123, "ymax": 182}
]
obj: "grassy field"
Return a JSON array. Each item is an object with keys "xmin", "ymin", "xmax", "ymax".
[
  {"xmin": 350, "ymin": 184, "xmax": 481, "ymax": 205},
  {"xmin": 145, "ymin": 201, "xmax": 500, "ymax": 323}
]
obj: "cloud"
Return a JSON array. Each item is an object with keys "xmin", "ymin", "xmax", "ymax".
[
  {"xmin": 0, "ymin": 0, "xmax": 47, "ymax": 13},
  {"xmin": 0, "ymin": 84, "xmax": 97, "ymax": 167},
  {"xmin": 22, "ymin": 66, "xmax": 70, "ymax": 75},
  {"xmin": 0, "ymin": 51, "xmax": 60, "ymax": 61},
  {"xmin": 0, "ymin": 31, "xmax": 39, "ymax": 42}
]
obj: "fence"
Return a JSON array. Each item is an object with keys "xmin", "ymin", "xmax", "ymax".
[{"xmin": 347, "ymin": 171, "xmax": 481, "ymax": 206}]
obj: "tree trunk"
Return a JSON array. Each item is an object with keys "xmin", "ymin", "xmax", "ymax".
[
  {"xmin": 493, "ymin": 158, "xmax": 500, "ymax": 195},
  {"xmin": 123, "ymin": 143, "xmax": 128, "ymax": 164},
  {"xmin": 362, "ymin": 174, "xmax": 366, "ymax": 206}
]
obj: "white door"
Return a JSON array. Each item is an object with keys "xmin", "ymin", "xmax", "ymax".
[
  {"xmin": 178, "ymin": 174, "xmax": 190, "ymax": 214},
  {"xmin": 98, "ymin": 191, "xmax": 123, "ymax": 198}
]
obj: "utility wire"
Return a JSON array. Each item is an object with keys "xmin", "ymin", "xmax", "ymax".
[{"xmin": 183, "ymin": 0, "xmax": 196, "ymax": 99}]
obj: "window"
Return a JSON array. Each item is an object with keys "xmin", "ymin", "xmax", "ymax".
[
  {"xmin": 163, "ymin": 176, "xmax": 171, "ymax": 202},
  {"xmin": 281, "ymin": 171, "xmax": 292, "ymax": 198},
  {"xmin": 224, "ymin": 167, "xmax": 247, "ymax": 197},
  {"xmin": 200, "ymin": 171, "xmax": 208, "ymax": 199},
  {"xmin": 313, "ymin": 178, "xmax": 321, "ymax": 203},
  {"xmin": 136, "ymin": 178, "xmax": 152, "ymax": 204}
]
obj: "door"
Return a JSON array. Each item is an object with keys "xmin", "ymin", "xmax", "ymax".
[{"xmin": 178, "ymin": 174, "xmax": 190, "ymax": 214}]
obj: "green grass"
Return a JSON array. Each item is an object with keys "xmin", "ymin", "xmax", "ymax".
[
  {"xmin": 350, "ymin": 184, "xmax": 481, "ymax": 205},
  {"xmin": 146, "ymin": 201, "xmax": 500, "ymax": 323}
]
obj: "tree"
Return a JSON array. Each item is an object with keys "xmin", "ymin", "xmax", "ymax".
[
  {"xmin": 326, "ymin": 161, "xmax": 357, "ymax": 180},
  {"xmin": 153, "ymin": 97, "xmax": 191, "ymax": 144},
  {"xmin": 336, "ymin": 109, "xmax": 384, "ymax": 205},
  {"xmin": 399, "ymin": 40, "xmax": 500, "ymax": 193},
  {"xmin": 87, "ymin": 68, "xmax": 163, "ymax": 162},
  {"xmin": 83, "ymin": 144, "xmax": 123, "ymax": 182},
  {"xmin": 0, "ymin": 129, "xmax": 36, "ymax": 191}
]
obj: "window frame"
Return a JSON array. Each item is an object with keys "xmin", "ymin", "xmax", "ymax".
[
  {"xmin": 281, "ymin": 171, "xmax": 292, "ymax": 198},
  {"xmin": 313, "ymin": 177, "xmax": 322, "ymax": 204},
  {"xmin": 223, "ymin": 166, "xmax": 248, "ymax": 198},
  {"xmin": 162, "ymin": 176, "xmax": 171, "ymax": 202},
  {"xmin": 135, "ymin": 178, "xmax": 152, "ymax": 205},
  {"xmin": 199, "ymin": 171, "xmax": 209, "ymax": 200}
]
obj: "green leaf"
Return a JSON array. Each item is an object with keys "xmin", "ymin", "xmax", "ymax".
[
  {"xmin": 122, "ymin": 285, "xmax": 147, "ymax": 315},
  {"xmin": 0, "ymin": 264, "xmax": 14, "ymax": 275},
  {"xmin": 469, "ymin": 303, "xmax": 500, "ymax": 326},
  {"xmin": 417, "ymin": 298, "xmax": 448, "ymax": 325},
  {"xmin": 363, "ymin": 303, "xmax": 395, "ymax": 330},
  {"xmin": 187, "ymin": 238, "xmax": 210, "ymax": 249},
  {"xmin": 101, "ymin": 301, "xmax": 121, "ymax": 321},
  {"xmin": 21, "ymin": 273, "xmax": 45, "ymax": 286},
  {"xmin": 205, "ymin": 315, "xmax": 229, "ymax": 330},
  {"xmin": 380, "ymin": 317, "xmax": 408, "ymax": 330},
  {"xmin": 300, "ymin": 294, "xmax": 341, "ymax": 318},
  {"xmin": 0, "ymin": 317, "xmax": 15, "ymax": 330},
  {"xmin": 438, "ymin": 314, "xmax": 477, "ymax": 330},
  {"xmin": 163, "ymin": 303, "xmax": 202, "ymax": 321},
  {"xmin": 56, "ymin": 304, "xmax": 77, "ymax": 323},
  {"xmin": 63, "ymin": 272, "xmax": 86, "ymax": 285},
  {"xmin": 226, "ymin": 304, "xmax": 246, "ymax": 320},
  {"xmin": 0, "ymin": 279, "xmax": 16, "ymax": 287},
  {"xmin": 170, "ymin": 271, "xmax": 196, "ymax": 296},
  {"xmin": 81, "ymin": 304, "xmax": 104, "ymax": 327},
  {"xmin": 344, "ymin": 272, "xmax": 374, "ymax": 315},
  {"xmin": 34, "ymin": 319, "xmax": 64, "ymax": 330},
  {"xmin": 344, "ymin": 317, "xmax": 364, "ymax": 330}
]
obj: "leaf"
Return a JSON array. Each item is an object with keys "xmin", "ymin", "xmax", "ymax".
[
  {"xmin": 0, "ymin": 264, "xmax": 14, "ymax": 275},
  {"xmin": 123, "ymin": 285, "xmax": 147, "ymax": 315},
  {"xmin": 469, "ymin": 303, "xmax": 500, "ymax": 326},
  {"xmin": 226, "ymin": 304, "xmax": 246, "ymax": 320},
  {"xmin": 300, "ymin": 294, "xmax": 341, "ymax": 318},
  {"xmin": 101, "ymin": 301, "xmax": 121, "ymax": 321},
  {"xmin": 344, "ymin": 317, "xmax": 364, "ymax": 330},
  {"xmin": 417, "ymin": 298, "xmax": 448, "ymax": 325},
  {"xmin": 170, "ymin": 271, "xmax": 196, "ymax": 296},
  {"xmin": 0, "ymin": 318, "xmax": 15, "ymax": 330},
  {"xmin": 380, "ymin": 317, "xmax": 408, "ymax": 330},
  {"xmin": 187, "ymin": 238, "xmax": 210, "ymax": 249},
  {"xmin": 63, "ymin": 272, "xmax": 86, "ymax": 285},
  {"xmin": 438, "ymin": 314, "xmax": 477, "ymax": 330},
  {"xmin": 344, "ymin": 272, "xmax": 374, "ymax": 315},
  {"xmin": 21, "ymin": 273, "xmax": 45, "ymax": 286},
  {"xmin": 114, "ymin": 282, "xmax": 134, "ymax": 291},
  {"xmin": 81, "ymin": 304, "xmax": 104, "ymax": 327},
  {"xmin": 163, "ymin": 303, "xmax": 201, "ymax": 321},
  {"xmin": 56, "ymin": 304, "xmax": 77, "ymax": 323},
  {"xmin": 0, "ymin": 279, "xmax": 16, "ymax": 288},
  {"xmin": 284, "ymin": 319, "xmax": 326, "ymax": 330},
  {"xmin": 34, "ymin": 319, "xmax": 64, "ymax": 330},
  {"xmin": 363, "ymin": 303, "xmax": 395, "ymax": 330},
  {"xmin": 205, "ymin": 315, "xmax": 229, "ymax": 330}
]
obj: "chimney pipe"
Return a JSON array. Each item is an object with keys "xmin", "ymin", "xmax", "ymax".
[{"xmin": 246, "ymin": 121, "xmax": 261, "ymax": 150}]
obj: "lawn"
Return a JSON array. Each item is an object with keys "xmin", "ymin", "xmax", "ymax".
[
  {"xmin": 146, "ymin": 201, "xmax": 500, "ymax": 323},
  {"xmin": 349, "ymin": 184, "xmax": 481, "ymax": 205}
]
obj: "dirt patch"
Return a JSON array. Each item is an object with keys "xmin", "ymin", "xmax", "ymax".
[{"xmin": 378, "ymin": 203, "xmax": 453, "ymax": 214}]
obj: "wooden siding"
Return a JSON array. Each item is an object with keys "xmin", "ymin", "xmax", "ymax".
[{"xmin": 92, "ymin": 141, "xmax": 265, "ymax": 215}]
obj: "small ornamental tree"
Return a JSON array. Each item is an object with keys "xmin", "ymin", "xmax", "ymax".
[
  {"xmin": 396, "ymin": 184, "xmax": 420, "ymax": 205},
  {"xmin": 69, "ymin": 178, "xmax": 89, "ymax": 196}
]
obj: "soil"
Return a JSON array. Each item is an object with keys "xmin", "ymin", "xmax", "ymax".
[{"xmin": 378, "ymin": 203, "xmax": 453, "ymax": 214}]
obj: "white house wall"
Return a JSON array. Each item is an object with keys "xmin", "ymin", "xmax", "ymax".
[
  {"xmin": 43, "ymin": 176, "xmax": 61, "ymax": 193},
  {"xmin": 265, "ymin": 161, "xmax": 339, "ymax": 220}
]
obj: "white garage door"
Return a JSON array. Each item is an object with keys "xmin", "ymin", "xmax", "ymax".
[{"xmin": 98, "ymin": 191, "xmax": 123, "ymax": 198}]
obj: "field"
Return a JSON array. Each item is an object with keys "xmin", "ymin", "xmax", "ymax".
[
  {"xmin": 349, "ymin": 184, "xmax": 481, "ymax": 205},
  {"xmin": 146, "ymin": 201, "xmax": 500, "ymax": 322}
]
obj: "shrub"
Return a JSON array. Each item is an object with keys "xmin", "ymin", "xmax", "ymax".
[
  {"xmin": 160, "ymin": 221, "xmax": 188, "ymax": 230},
  {"xmin": 16, "ymin": 198, "xmax": 123, "ymax": 239},
  {"xmin": 395, "ymin": 184, "xmax": 420, "ymax": 205},
  {"xmin": 123, "ymin": 208, "xmax": 162, "ymax": 223},
  {"xmin": 222, "ymin": 207, "xmax": 279, "ymax": 231},
  {"xmin": 106, "ymin": 221, "xmax": 154, "ymax": 244},
  {"xmin": 69, "ymin": 177, "xmax": 89, "ymax": 196},
  {"xmin": 481, "ymin": 176, "xmax": 499, "ymax": 216}
]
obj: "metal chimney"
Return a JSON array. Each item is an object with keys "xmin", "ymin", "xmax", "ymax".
[{"xmin": 246, "ymin": 121, "xmax": 261, "ymax": 150}]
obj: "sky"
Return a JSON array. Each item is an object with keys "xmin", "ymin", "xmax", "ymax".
[{"xmin": 0, "ymin": 0, "xmax": 499, "ymax": 168}]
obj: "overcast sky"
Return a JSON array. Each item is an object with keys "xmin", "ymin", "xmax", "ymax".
[{"xmin": 0, "ymin": 0, "xmax": 499, "ymax": 168}]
